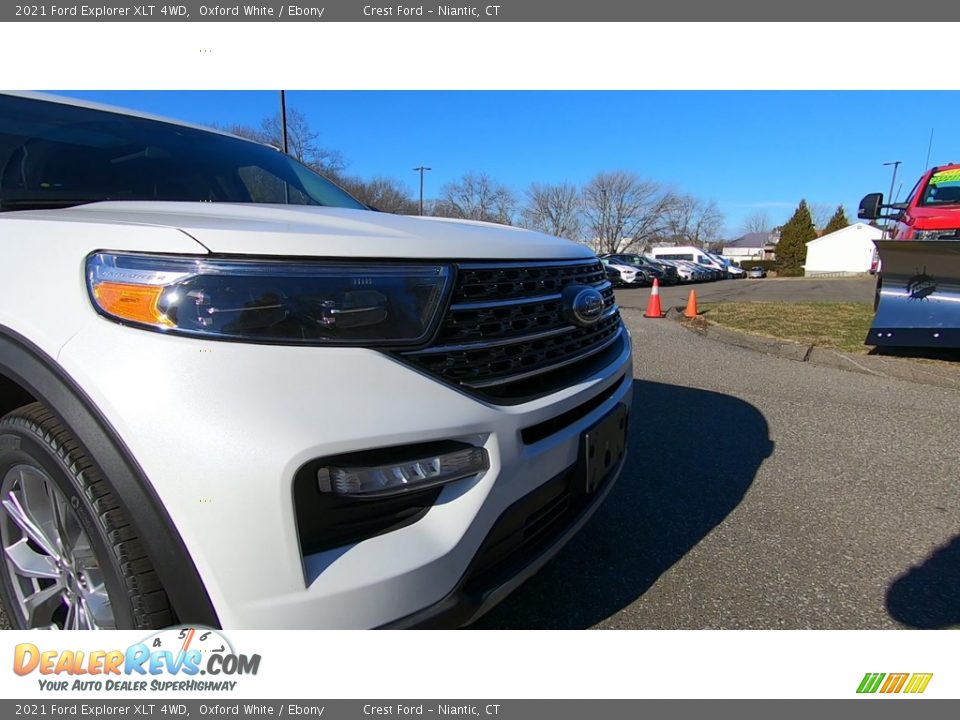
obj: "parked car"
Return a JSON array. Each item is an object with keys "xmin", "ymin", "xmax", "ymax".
[
  {"xmin": 604, "ymin": 263, "xmax": 624, "ymax": 286},
  {"xmin": 725, "ymin": 264, "xmax": 747, "ymax": 279},
  {"xmin": 602, "ymin": 254, "xmax": 679, "ymax": 286},
  {"xmin": 0, "ymin": 92, "xmax": 633, "ymax": 630},
  {"xmin": 655, "ymin": 258, "xmax": 696, "ymax": 283},
  {"xmin": 601, "ymin": 257, "xmax": 647, "ymax": 286},
  {"xmin": 748, "ymin": 266, "xmax": 768, "ymax": 278},
  {"xmin": 674, "ymin": 260, "xmax": 711, "ymax": 283},
  {"xmin": 705, "ymin": 252, "xmax": 745, "ymax": 279},
  {"xmin": 642, "ymin": 257, "xmax": 681, "ymax": 285},
  {"xmin": 650, "ymin": 246, "xmax": 727, "ymax": 279},
  {"xmin": 691, "ymin": 262, "xmax": 720, "ymax": 281}
]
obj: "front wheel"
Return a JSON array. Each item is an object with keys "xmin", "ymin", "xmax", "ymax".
[{"xmin": 0, "ymin": 403, "xmax": 173, "ymax": 629}]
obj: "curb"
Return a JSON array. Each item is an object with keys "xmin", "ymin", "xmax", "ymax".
[{"xmin": 670, "ymin": 307, "xmax": 960, "ymax": 391}]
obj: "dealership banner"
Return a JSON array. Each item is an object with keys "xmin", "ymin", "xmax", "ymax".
[
  {"xmin": 0, "ymin": 701, "xmax": 958, "ymax": 720},
  {"xmin": 2, "ymin": 629, "xmax": 958, "ymax": 701},
  {"xmin": 0, "ymin": 0, "xmax": 950, "ymax": 21}
]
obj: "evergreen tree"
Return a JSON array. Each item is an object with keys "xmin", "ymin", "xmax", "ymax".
[
  {"xmin": 776, "ymin": 200, "xmax": 816, "ymax": 275},
  {"xmin": 822, "ymin": 205, "xmax": 850, "ymax": 235}
]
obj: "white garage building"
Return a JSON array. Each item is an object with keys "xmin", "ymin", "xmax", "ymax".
[{"xmin": 804, "ymin": 223, "xmax": 883, "ymax": 277}]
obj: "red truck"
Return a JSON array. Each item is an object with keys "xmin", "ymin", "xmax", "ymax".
[{"xmin": 858, "ymin": 164, "xmax": 960, "ymax": 348}]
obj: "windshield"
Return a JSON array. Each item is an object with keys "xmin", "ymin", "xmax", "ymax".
[
  {"xmin": 920, "ymin": 168, "xmax": 960, "ymax": 207},
  {"xmin": 0, "ymin": 94, "xmax": 367, "ymax": 212}
]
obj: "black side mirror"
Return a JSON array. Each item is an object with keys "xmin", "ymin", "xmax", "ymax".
[{"xmin": 858, "ymin": 193, "xmax": 883, "ymax": 220}]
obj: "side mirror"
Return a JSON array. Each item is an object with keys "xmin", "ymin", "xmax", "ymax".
[{"xmin": 858, "ymin": 193, "xmax": 883, "ymax": 220}]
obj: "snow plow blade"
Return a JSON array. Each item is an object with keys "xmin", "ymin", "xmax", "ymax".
[{"xmin": 868, "ymin": 239, "xmax": 960, "ymax": 348}]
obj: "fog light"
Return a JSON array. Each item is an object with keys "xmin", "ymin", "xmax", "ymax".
[{"xmin": 317, "ymin": 447, "xmax": 488, "ymax": 498}]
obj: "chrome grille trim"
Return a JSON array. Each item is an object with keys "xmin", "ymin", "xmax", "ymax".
[
  {"xmin": 408, "ymin": 304, "xmax": 620, "ymax": 356},
  {"xmin": 450, "ymin": 293, "xmax": 562, "ymax": 312},
  {"xmin": 462, "ymin": 323, "xmax": 624, "ymax": 389},
  {"xmin": 449, "ymin": 280, "xmax": 612, "ymax": 311}
]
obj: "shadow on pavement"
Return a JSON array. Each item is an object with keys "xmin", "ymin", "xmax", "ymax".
[
  {"xmin": 473, "ymin": 379, "xmax": 773, "ymax": 629},
  {"xmin": 887, "ymin": 535, "xmax": 960, "ymax": 628}
]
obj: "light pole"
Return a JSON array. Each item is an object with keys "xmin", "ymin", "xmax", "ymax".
[
  {"xmin": 279, "ymin": 90, "xmax": 289, "ymax": 155},
  {"xmin": 882, "ymin": 160, "xmax": 901, "ymax": 237},
  {"xmin": 412, "ymin": 166, "xmax": 431, "ymax": 216}
]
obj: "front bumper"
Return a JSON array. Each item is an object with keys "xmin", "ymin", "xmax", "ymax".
[
  {"xmin": 383, "ymin": 450, "xmax": 626, "ymax": 628},
  {"xmin": 56, "ymin": 318, "xmax": 633, "ymax": 628}
]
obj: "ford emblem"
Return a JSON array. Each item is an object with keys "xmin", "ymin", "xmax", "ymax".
[{"xmin": 562, "ymin": 285, "xmax": 605, "ymax": 327}]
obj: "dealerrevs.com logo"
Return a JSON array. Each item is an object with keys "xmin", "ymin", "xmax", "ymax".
[{"xmin": 13, "ymin": 627, "xmax": 261, "ymax": 692}]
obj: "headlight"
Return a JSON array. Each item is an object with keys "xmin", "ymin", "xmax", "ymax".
[{"xmin": 86, "ymin": 253, "xmax": 452, "ymax": 346}]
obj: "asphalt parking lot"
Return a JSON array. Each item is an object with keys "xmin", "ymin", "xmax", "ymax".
[
  {"xmin": 615, "ymin": 275, "xmax": 876, "ymax": 312},
  {"xmin": 476, "ymin": 305, "xmax": 960, "ymax": 628},
  {"xmin": 3, "ymin": 277, "xmax": 956, "ymax": 631}
]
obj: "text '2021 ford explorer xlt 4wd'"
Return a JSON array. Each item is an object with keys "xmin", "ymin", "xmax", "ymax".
[{"xmin": 0, "ymin": 92, "xmax": 632, "ymax": 629}]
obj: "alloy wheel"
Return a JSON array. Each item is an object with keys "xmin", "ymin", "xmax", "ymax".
[{"xmin": 0, "ymin": 464, "xmax": 115, "ymax": 629}]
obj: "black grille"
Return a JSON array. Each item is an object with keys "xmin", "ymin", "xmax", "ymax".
[
  {"xmin": 403, "ymin": 259, "xmax": 624, "ymax": 401},
  {"xmin": 456, "ymin": 261, "xmax": 606, "ymax": 302}
]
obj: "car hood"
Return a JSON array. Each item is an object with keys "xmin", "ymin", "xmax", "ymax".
[
  {"xmin": 36, "ymin": 201, "xmax": 593, "ymax": 260},
  {"xmin": 906, "ymin": 205, "xmax": 960, "ymax": 231}
]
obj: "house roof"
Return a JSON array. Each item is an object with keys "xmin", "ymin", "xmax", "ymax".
[
  {"xmin": 726, "ymin": 233, "xmax": 771, "ymax": 248},
  {"xmin": 805, "ymin": 222, "xmax": 884, "ymax": 246}
]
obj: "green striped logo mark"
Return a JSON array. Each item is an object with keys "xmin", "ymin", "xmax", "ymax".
[
  {"xmin": 857, "ymin": 672, "xmax": 933, "ymax": 694},
  {"xmin": 857, "ymin": 673, "xmax": 886, "ymax": 694}
]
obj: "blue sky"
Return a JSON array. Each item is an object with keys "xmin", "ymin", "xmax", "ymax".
[{"xmin": 53, "ymin": 90, "xmax": 960, "ymax": 237}]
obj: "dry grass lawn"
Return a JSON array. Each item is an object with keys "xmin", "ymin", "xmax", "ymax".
[{"xmin": 698, "ymin": 302, "xmax": 875, "ymax": 354}]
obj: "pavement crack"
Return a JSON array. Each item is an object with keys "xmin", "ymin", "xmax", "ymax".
[{"xmin": 835, "ymin": 352, "xmax": 886, "ymax": 377}]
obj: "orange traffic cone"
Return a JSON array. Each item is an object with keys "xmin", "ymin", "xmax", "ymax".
[
  {"xmin": 644, "ymin": 278, "xmax": 663, "ymax": 318},
  {"xmin": 684, "ymin": 289, "xmax": 699, "ymax": 318}
]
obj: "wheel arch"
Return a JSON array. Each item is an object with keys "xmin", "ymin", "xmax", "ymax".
[{"xmin": 0, "ymin": 325, "xmax": 220, "ymax": 628}]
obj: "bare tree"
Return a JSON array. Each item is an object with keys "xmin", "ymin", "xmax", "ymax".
[
  {"xmin": 740, "ymin": 210, "xmax": 772, "ymax": 236},
  {"xmin": 438, "ymin": 172, "xmax": 516, "ymax": 225},
  {"xmin": 336, "ymin": 176, "xmax": 418, "ymax": 214},
  {"xmin": 809, "ymin": 203, "xmax": 833, "ymax": 233},
  {"xmin": 520, "ymin": 182, "xmax": 583, "ymax": 240},
  {"xmin": 582, "ymin": 171, "xmax": 675, "ymax": 254},
  {"xmin": 223, "ymin": 109, "xmax": 345, "ymax": 176},
  {"xmin": 663, "ymin": 195, "xmax": 724, "ymax": 248}
]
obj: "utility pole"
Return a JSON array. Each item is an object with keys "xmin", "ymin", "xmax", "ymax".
[
  {"xmin": 882, "ymin": 160, "xmax": 901, "ymax": 238},
  {"xmin": 924, "ymin": 128, "xmax": 934, "ymax": 171},
  {"xmin": 280, "ymin": 90, "xmax": 290, "ymax": 204},
  {"xmin": 279, "ymin": 90, "xmax": 289, "ymax": 155},
  {"xmin": 412, "ymin": 166, "xmax": 431, "ymax": 216}
]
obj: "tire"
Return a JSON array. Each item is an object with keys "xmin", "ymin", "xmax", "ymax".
[{"xmin": 0, "ymin": 402, "xmax": 172, "ymax": 629}]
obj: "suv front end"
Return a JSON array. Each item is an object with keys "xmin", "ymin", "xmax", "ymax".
[
  {"xmin": 25, "ymin": 238, "xmax": 633, "ymax": 629},
  {"xmin": 0, "ymin": 93, "xmax": 632, "ymax": 629}
]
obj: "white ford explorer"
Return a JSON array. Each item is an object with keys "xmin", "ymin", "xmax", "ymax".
[{"xmin": 0, "ymin": 92, "xmax": 632, "ymax": 629}]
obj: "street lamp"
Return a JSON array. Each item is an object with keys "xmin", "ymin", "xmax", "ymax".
[
  {"xmin": 882, "ymin": 160, "xmax": 901, "ymax": 238},
  {"xmin": 412, "ymin": 166, "xmax": 432, "ymax": 216}
]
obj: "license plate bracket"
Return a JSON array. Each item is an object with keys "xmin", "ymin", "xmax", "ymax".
[{"xmin": 579, "ymin": 403, "xmax": 629, "ymax": 494}]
